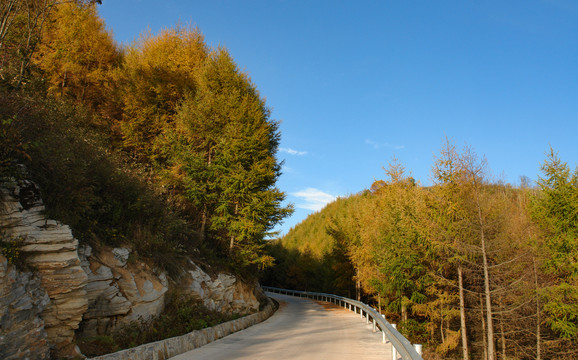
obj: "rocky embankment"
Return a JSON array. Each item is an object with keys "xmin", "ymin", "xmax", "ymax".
[{"xmin": 0, "ymin": 176, "xmax": 263, "ymax": 359}]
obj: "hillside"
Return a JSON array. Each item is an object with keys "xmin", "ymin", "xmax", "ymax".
[
  {"xmin": 268, "ymin": 151, "xmax": 578, "ymax": 360},
  {"xmin": 0, "ymin": 1, "xmax": 289, "ymax": 358},
  {"xmin": 1, "ymin": 0, "xmax": 291, "ymax": 274}
]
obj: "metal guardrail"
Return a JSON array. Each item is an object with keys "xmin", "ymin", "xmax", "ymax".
[{"xmin": 263, "ymin": 286, "xmax": 423, "ymax": 360}]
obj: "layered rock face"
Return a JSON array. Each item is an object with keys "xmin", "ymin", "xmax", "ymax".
[
  {"xmin": 186, "ymin": 264, "xmax": 260, "ymax": 314},
  {"xmin": 78, "ymin": 245, "xmax": 168, "ymax": 337},
  {"xmin": 1, "ymin": 175, "xmax": 264, "ymax": 358},
  {"xmin": 1, "ymin": 178, "xmax": 88, "ymax": 358},
  {"xmin": 0, "ymin": 254, "xmax": 50, "ymax": 360}
]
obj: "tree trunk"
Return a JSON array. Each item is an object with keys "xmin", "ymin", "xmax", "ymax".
[
  {"xmin": 228, "ymin": 202, "xmax": 239, "ymax": 255},
  {"xmin": 458, "ymin": 265, "xmax": 470, "ymax": 360},
  {"xmin": 480, "ymin": 295, "xmax": 488, "ymax": 360},
  {"xmin": 500, "ymin": 301, "xmax": 506, "ymax": 360},
  {"xmin": 201, "ymin": 145, "xmax": 212, "ymax": 242},
  {"xmin": 440, "ymin": 311, "xmax": 445, "ymax": 343},
  {"xmin": 401, "ymin": 300, "xmax": 408, "ymax": 323},
  {"xmin": 478, "ymin": 205, "xmax": 495, "ymax": 360},
  {"xmin": 0, "ymin": 0, "xmax": 21, "ymax": 50},
  {"xmin": 534, "ymin": 258, "xmax": 542, "ymax": 360},
  {"xmin": 200, "ymin": 205, "xmax": 207, "ymax": 241},
  {"xmin": 228, "ymin": 237, "xmax": 234, "ymax": 256}
]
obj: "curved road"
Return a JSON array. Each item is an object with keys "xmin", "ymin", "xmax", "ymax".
[{"xmin": 170, "ymin": 292, "xmax": 392, "ymax": 360}]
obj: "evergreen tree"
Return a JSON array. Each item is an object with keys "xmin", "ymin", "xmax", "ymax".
[
  {"xmin": 165, "ymin": 49, "xmax": 291, "ymax": 269},
  {"xmin": 531, "ymin": 147, "xmax": 578, "ymax": 340}
]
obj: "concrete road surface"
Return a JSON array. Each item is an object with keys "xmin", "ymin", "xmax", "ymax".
[{"xmin": 170, "ymin": 292, "xmax": 393, "ymax": 360}]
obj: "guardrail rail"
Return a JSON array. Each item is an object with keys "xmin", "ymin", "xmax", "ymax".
[{"xmin": 262, "ymin": 286, "xmax": 423, "ymax": 360}]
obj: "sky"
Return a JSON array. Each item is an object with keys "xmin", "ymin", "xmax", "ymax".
[{"xmin": 98, "ymin": 0, "xmax": 578, "ymax": 236}]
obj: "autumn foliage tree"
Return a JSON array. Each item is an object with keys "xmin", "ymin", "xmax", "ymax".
[
  {"xmin": 119, "ymin": 25, "xmax": 207, "ymax": 158},
  {"xmin": 34, "ymin": 1, "xmax": 119, "ymax": 109}
]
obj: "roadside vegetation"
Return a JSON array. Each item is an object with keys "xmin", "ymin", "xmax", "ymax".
[{"xmin": 77, "ymin": 290, "xmax": 241, "ymax": 357}]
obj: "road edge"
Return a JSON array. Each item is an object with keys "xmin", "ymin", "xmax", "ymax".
[{"xmin": 89, "ymin": 297, "xmax": 279, "ymax": 360}]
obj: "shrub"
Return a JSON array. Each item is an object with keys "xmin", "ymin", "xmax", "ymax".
[{"xmin": 78, "ymin": 289, "xmax": 241, "ymax": 356}]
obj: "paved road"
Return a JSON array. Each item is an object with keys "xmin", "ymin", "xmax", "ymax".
[{"xmin": 170, "ymin": 292, "xmax": 392, "ymax": 360}]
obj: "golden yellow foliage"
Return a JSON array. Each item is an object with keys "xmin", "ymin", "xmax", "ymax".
[
  {"xmin": 35, "ymin": 2, "xmax": 119, "ymax": 108},
  {"xmin": 119, "ymin": 24, "xmax": 207, "ymax": 156}
]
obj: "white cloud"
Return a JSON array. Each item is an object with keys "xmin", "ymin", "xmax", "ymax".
[
  {"xmin": 280, "ymin": 147, "xmax": 307, "ymax": 156},
  {"xmin": 365, "ymin": 139, "xmax": 405, "ymax": 150},
  {"xmin": 292, "ymin": 188, "xmax": 336, "ymax": 211}
]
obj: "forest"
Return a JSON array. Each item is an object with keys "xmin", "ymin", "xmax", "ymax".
[
  {"xmin": 0, "ymin": 0, "xmax": 291, "ymax": 274},
  {"xmin": 265, "ymin": 140, "xmax": 577, "ymax": 360}
]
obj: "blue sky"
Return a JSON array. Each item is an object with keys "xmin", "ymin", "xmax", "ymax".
[{"xmin": 98, "ymin": 1, "xmax": 578, "ymax": 235}]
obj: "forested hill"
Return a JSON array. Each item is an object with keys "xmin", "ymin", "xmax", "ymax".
[
  {"xmin": 0, "ymin": 0, "xmax": 292, "ymax": 274},
  {"xmin": 266, "ymin": 146, "xmax": 578, "ymax": 360}
]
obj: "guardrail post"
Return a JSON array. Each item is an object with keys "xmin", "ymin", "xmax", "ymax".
[
  {"xmin": 373, "ymin": 317, "xmax": 376, "ymax": 332},
  {"xmin": 382, "ymin": 314, "xmax": 386, "ymax": 343},
  {"xmin": 392, "ymin": 324, "xmax": 397, "ymax": 360},
  {"xmin": 413, "ymin": 344, "xmax": 422, "ymax": 356}
]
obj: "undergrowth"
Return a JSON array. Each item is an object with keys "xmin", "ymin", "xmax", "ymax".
[
  {"xmin": 77, "ymin": 290, "xmax": 241, "ymax": 357},
  {"xmin": 0, "ymin": 92, "xmax": 203, "ymax": 278}
]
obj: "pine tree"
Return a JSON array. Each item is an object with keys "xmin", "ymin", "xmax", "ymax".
[
  {"xmin": 531, "ymin": 147, "xmax": 578, "ymax": 340},
  {"xmin": 165, "ymin": 49, "xmax": 291, "ymax": 269}
]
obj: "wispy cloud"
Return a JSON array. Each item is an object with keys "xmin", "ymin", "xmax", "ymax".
[
  {"xmin": 292, "ymin": 188, "xmax": 336, "ymax": 211},
  {"xmin": 365, "ymin": 139, "xmax": 405, "ymax": 150},
  {"xmin": 280, "ymin": 147, "xmax": 308, "ymax": 156}
]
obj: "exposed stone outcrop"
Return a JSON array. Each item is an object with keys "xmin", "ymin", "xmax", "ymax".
[
  {"xmin": 0, "ymin": 178, "xmax": 88, "ymax": 358},
  {"xmin": 185, "ymin": 263, "xmax": 260, "ymax": 314},
  {"xmin": 0, "ymin": 254, "xmax": 50, "ymax": 360},
  {"xmin": 78, "ymin": 245, "xmax": 168, "ymax": 337},
  {"xmin": 1, "ymin": 173, "xmax": 266, "ymax": 358}
]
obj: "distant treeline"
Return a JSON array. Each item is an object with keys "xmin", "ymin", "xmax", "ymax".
[
  {"xmin": 0, "ymin": 0, "xmax": 291, "ymax": 274},
  {"xmin": 266, "ymin": 140, "xmax": 577, "ymax": 360}
]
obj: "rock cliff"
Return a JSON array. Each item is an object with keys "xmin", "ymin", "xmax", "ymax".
[
  {"xmin": 186, "ymin": 263, "xmax": 260, "ymax": 314},
  {"xmin": 1, "ymin": 178, "xmax": 88, "ymax": 358},
  {"xmin": 78, "ymin": 244, "xmax": 168, "ymax": 337},
  {"xmin": 0, "ymin": 175, "xmax": 264, "ymax": 359},
  {"xmin": 0, "ymin": 253, "xmax": 50, "ymax": 360}
]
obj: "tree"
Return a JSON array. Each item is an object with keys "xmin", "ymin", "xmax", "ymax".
[
  {"xmin": 34, "ymin": 1, "xmax": 119, "ymax": 110},
  {"xmin": 0, "ymin": 0, "xmax": 69, "ymax": 89},
  {"xmin": 119, "ymin": 24, "xmax": 207, "ymax": 158},
  {"xmin": 164, "ymin": 49, "xmax": 292, "ymax": 269},
  {"xmin": 531, "ymin": 147, "xmax": 578, "ymax": 341},
  {"xmin": 428, "ymin": 140, "xmax": 535, "ymax": 360},
  {"xmin": 429, "ymin": 138, "xmax": 472, "ymax": 359}
]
